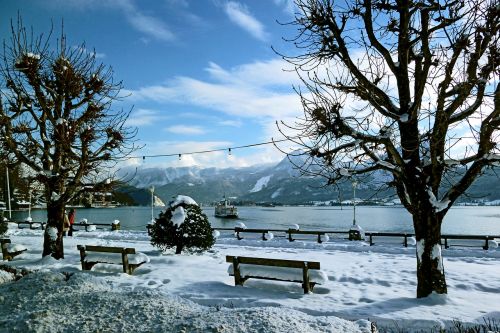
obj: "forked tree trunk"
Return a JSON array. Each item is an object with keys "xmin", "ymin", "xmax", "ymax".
[
  {"xmin": 413, "ymin": 208, "xmax": 447, "ymax": 298},
  {"xmin": 42, "ymin": 202, "xmax": 65, "ymax": 259}
]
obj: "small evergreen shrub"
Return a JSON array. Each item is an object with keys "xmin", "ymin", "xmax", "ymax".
[
  {"xmin": 150, "ymin": 195, "xmax": 215, "ymax": 254},
  {"xmin": 0, "ymin": 221, "xmax": 7, "ymax": 236}
]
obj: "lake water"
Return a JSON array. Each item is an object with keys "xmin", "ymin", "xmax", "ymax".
[{"xmin": 9, "ymin": 205, "xmax": 500, "ymax": 235}]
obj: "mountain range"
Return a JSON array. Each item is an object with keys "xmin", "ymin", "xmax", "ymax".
[{"xmin": 117, "ymin": 155, "xmax": 500, "ymax": 206}]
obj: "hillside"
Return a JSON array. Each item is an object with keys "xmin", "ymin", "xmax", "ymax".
[{"xmin": 117, "ymin": 156, "xmax": 500, "ymax": 206}]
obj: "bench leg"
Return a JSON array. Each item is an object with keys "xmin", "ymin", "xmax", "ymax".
[
  {"xmin": 122, "ymin": 252, "xmax": 130, "ymax": 274},
  {"xmin": 302, "ymin": 263, "xmax": 311, "ymax": 294},
  {"xmin": 233, "ymin": 257, "xmax": 244, "ymax": 286}
]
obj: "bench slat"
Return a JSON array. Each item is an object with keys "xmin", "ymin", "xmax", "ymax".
[
  {"xmin": 79, "ymin": 245, "xmax": 135, "ymax": 254},
  {"xmin": 226, "ymin": 256, "xmax": 320, "ymax": 270}
]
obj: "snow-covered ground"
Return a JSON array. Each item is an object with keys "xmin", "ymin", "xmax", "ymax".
[{"xmin": 1, "ymin": 224, "xmax": 500, "ymax": 332}]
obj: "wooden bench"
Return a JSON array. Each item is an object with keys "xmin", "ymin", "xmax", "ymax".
[
  {"xmin": 16, "ymin": 221, "xmax": 45, "ymax": 230},
  {"xmin": 1, "ymin": 238, "xmax": 27, "ymax": 261},
  {"xmin": 234, "ymin": 227, "xmax": 275, "ymax": 241},
  {"xmin": 77, "ymin": 245, "xmax": 149, "ymax": 274},
  {"xmin": 366, "ymin": 232, "xmax": 416, "ymax": 247},
  {"xmin": 441, "ymin": 235, "xmax": 498, "ymax": 250},
  {"xmin": 226, "ymin": 255, "xmax": 325, "ymax": 294},
  {"xmin": 287, "ymin": 229, "xmax": 328, "ymax": 243}
]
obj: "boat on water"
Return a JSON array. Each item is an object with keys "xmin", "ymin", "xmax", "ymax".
[{"xmin": 214, "ymin": 197, "xmax": 238, "ymax": 218}]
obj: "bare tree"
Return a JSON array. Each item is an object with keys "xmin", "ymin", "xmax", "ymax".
[
  {"xmin": 0, "ymin": 19, "xmax": 138, "ymax": 259},
  {"xmin": 278, "ymin": 0, "xmax": 500, "ymax": 297}
]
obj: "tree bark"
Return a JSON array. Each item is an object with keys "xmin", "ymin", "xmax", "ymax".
[
  {"xmin": 413, "ymin": 208, "xmax": 447, "ymax": 298},
  {"xmin": 42, "ymin": 202, "xmax": 65, "ymax": 259}
]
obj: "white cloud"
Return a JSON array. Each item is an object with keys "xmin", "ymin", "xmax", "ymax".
[
  {"xmin": 48, "ymin": 0, "xmax": 175, "ymax": 42},
  {"xmin": 126, "ymin": 109, "xmax": 166, "ymax": 127},
  {"xmin": 126, "ymin": 12, "xmax": 175, "ymax": 41},
  {"xmin": 166, "ymin": 125, "xmax": 206, "ymax": 135},
  {"xmin": 224, "ymin": 2, "xmax": 268, "ymax": 41},
  {"xmin": 219, "ymin": 120, "xmax": 242, "ymax": 127},
  {"xmin": 273, "ymin": 0, "xmax": 295, "ymax": 14},
  {"xmin": 126, "ymin": 58, "xmax": 302, "ymax": 120}
]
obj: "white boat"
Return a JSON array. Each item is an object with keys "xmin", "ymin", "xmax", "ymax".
[{"xmin": 215, "ymin": 197, "xmax": 238, "ymax": 218}]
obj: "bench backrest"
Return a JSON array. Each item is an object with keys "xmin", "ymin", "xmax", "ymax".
[
  {"xmin": 288, "ymin": 230, "xmax": 326, "ymax": 235},
  {"xmin": 226, "ymin": 255, "xmax": 320, "ymax": 269},
  {"xmin": 77, "ymin": 245, "xmax": 136, "ymax": 254}
]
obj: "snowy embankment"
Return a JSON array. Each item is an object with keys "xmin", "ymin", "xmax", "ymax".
[{"xmin": 2, "ymin": 225, "xmax": 500, "ymax": 332}]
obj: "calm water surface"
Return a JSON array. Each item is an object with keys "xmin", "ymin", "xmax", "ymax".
[{"xmin": 10, "ymin": 205, "xmax": 500, "ymax": 235}]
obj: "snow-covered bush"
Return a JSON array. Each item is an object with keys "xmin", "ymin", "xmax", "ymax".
[{"xmin": 150, "ymin": 195, "xmax": 215, "ymax": 254}]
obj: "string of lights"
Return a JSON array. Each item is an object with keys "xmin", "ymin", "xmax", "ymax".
[{"xmin": 132, "ymin": 137, "xmax": 302, "ymax": 161}]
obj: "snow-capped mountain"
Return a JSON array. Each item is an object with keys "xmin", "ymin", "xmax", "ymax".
[
  {"xmin": 118, "ymin": 155, "xmax": 500, "ymax": 205},
  {"xmin": 118, "ymin": 155, "xmax": 392, "ymax": 204}
]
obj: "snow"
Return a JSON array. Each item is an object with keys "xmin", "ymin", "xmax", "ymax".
[
  {"xmin": 427, "ymin": 188, "xmax": 451, "ymax": 213},
  {"xmin": 171, "ymin": 206, "xmax": 186, "ymax": 227},
  {"xmin": 263, "ymin": 232, "xmax": 274, "ymax": 240},
  {"xmin": 290, "ymin": 224, "xmax": 300, "ymax": 230},
  {"xmin": 377, "ymin": 160, "xmax": 397, "ymax": 169},
  {"xmin": 432, "ymin": 243, "xmax": 444, "ymax": 272},
  {"xmin": 250, "ymin": 175, "xmax": 272, "ymax": 193},
  {"xmin": 46, "ymin": 227, "xmax": 58, "ymax": 241},
  {"xmin": 350, "ymin": 224, "xmax": 365, "ymax": 238},
  {"xmin": 339, "ymin": 168, "xmax": 351, "ymax": 176},
  {"xmin": 400, "ymin": 114, "xmax": 409, "ymax": 122},
  {"xmin": 484, "ymin": 153, "xmax": 500, "ymax": 161},
  {"xmin": 6, "ymin": 243, "xmax": 27, "ymax": 252},
  {"xmin": 271, "ymin": 187, "xmax": 283, "ymax": 199},
  {"xmin": 25, "ymin": 52, "xmax": 41, "ymax": 60},
  {"xmin": 235, "ymin": 222, "xmax": 246, "ymax": 229},
  {"xmin": 112, "ymin": 219, "xmax": 120, "ymax": 225},
  {"xmin": 417, "ymin": 239, "xmax": 425, "ymax": 262},
  {"xmin": 85, "ymin": 225, "xmax": 96, "ymax": 232},
  {"xmin": 2, "ymin": 224, "xmax": 500, "ymax": 332},
  {"xmin": 84, "ymin": 252, "xmax": 150, "ymax": 265},
  {"xmin": 170, "ymin": 195, "xmax": 197, "ymax": 207}
]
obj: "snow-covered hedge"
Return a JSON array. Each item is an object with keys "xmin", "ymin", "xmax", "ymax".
[{"xmin": 150, "ymin": 195, "xmax": 215, "ymax": 254}]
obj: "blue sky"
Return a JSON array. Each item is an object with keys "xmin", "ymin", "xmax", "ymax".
[{"xmin": 1, "ymin": 0, "xmax": 303, "ymax": 169}]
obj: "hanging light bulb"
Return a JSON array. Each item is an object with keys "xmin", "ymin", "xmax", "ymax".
[
  {"xmin": 142, "ymin": 156, "xmax": 145, "ymax": 163},
  {"xmin": 228, "ymin": 148, "xmax": 232, "ymax": 156},
  {"xmin": 178, "ymin": 154, "xmax": 182, "ymax": 160}
]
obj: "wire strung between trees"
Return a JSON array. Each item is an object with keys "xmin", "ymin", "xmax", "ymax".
[{"xmin": 130, "ymin": 137, "xmax": 301, "ymax": 161}]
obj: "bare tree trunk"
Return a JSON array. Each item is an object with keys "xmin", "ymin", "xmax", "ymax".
[
  {"xmin": 413, "ymin": 208, "xmax": 447, "ymax": 298},
  {"xmin": 42, "ymin": 202, "xmax": 65, "ymax": 259}
]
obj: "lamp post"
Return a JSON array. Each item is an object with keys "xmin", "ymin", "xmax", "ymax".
[
  {"xmin": 150, "ymin": 186, "xmax": 155, "ymax": 222},
  {"xmin": 352, "ymin": 180, "xmax": 357, "ymax": 226},
  {"xmin": 6, "ymin": 166, "xmax": 11, "ymax": 220},
  {"xmin": 27, "ymin": 189, "xmax": 32, "ymax": 221}
]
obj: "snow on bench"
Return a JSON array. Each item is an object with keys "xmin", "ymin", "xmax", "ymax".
[
  {"xmin": 77, "ymin": 245, "xmax": 149, "ymax": 274},
  {"xmin": 1, "ymin": 238, "xmax": 28, "ymax": 261},
  {"xmin": 226, "ymin": 255, "xmax": 327, "ymax": 294}
]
